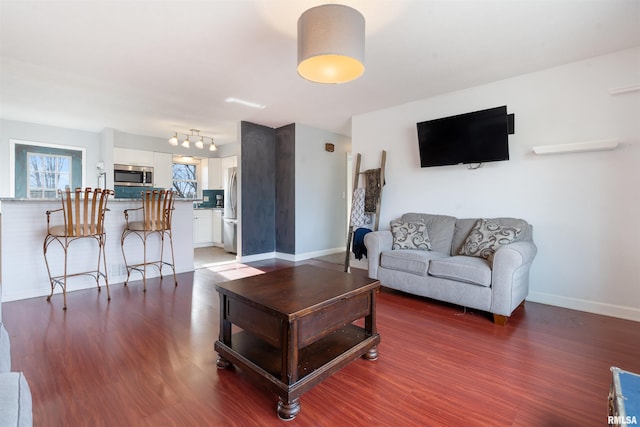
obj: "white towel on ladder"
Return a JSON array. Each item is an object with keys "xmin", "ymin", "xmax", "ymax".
[{"xmin": 350, "ymin": 188, "xmax": 366, "ymax": 227}]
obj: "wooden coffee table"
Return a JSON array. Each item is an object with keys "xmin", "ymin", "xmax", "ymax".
[{"xmin": 214, "ymin": 265, "xmax": 381, "ymax": 420}]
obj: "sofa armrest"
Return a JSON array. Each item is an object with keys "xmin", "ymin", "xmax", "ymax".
[
  {"xmin": 0, "ymin": 372, "xmax": 32, "ymax": 427},
  {"xmin": 0, "ymin": 324, "xmax": 10, "ymax": 374},
  {"xmin": 490, "ymin": 241, "xmax": 538, "ymax": 316},
  {"xmin": 363, "ymin": 231, "xmax": 393, "ymax": 279}
]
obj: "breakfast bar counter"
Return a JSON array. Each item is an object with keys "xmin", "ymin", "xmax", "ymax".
[{"xmin": 0, "ymin": 197, "xmax": 195, "ymax": 302}]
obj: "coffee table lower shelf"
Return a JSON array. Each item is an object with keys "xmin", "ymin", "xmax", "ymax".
[{"xmin": 215, "ymin": 323, "xmax": 380, "ymax": 418}]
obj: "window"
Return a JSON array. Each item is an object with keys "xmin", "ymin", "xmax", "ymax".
[
  {"xmin": 10, "ymin": 140, "xmax": 85, "ymax": 199},
  {"xmin": 172, "ymin": 163, "xmax": 197, "ymax": 198},
  {"xmin": 27, "ymin": 153, "xmax": 71, "ymax": 198}
]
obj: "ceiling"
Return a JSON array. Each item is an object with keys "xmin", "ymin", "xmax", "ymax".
[{"xmin": 1, "ymin": 0, "xmax": 639, "ymax": 145}]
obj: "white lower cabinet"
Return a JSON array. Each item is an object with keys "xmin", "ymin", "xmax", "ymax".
[
  {"xmin": 212, "ymin": 210, "xmax": 223, "ymax": 245},
  {"xmin": 193, "ymin": 209, "xmax": 213, "ymax": 247}
]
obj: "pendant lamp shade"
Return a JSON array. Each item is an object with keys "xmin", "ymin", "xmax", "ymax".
[{"xmin": 297, "ymin": 4, "xmax": 365, "ymax": 84}]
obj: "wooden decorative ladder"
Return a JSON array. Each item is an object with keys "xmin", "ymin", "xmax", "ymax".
[{"xmin": 344, "ymin": 150, "xmax": 387, "ymax": 272}]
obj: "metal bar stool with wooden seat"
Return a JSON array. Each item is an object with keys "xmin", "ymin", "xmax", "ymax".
[
  {"xmin": 43, "ymin": 187, "xmax": 114, "ymax": 310},
  {"xmin": 121, "ymin": 189, "xmax": 177, "ymax": 292}
]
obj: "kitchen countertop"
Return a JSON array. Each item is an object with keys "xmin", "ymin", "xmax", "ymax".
[
  {"xmin": 0, "ymin": 197, "xmax": 198, "ymax": 213},
  {"xmin": 0, "ymin": 197, "xmax": 196, "ymax": 202}
]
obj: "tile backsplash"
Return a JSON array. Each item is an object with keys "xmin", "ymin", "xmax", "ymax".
[
  {"xmin": 114, "ymin": 187, "xmax": 224, "ymax": 206},
  {"xmin": 114, "ymin": 186, "xmax": 166, "ymax": 199},
  {"xmin": 202, "ymin": 189, "xmax": 223, "ymax": 208}
]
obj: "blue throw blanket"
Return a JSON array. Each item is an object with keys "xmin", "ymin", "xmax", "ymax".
[{"xmin": 352, "ymin": 227, "xmax": 372, "ymax": 260}]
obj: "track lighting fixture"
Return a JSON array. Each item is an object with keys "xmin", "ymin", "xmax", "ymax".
[{"xmin": 169, "ymin": 129, "xmax": 217, "ymax": 151}]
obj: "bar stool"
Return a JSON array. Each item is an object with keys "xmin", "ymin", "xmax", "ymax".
[
  {"xmin": 43, "ymin": 187, "xmax": 114, "ymax": 310},
  {"xmin": 121, "ymin": 190, "xmax": 177, "ymax": 292}
]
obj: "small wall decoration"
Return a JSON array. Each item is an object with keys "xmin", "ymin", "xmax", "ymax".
[{"xmin": 325, "ymin": 143, "xmax": 335, "ymax": 152}]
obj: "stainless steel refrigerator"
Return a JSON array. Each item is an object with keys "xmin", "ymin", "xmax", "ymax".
[{"xmin": 223, "ymin": 167, "xmax": 237, "ymax": 253}]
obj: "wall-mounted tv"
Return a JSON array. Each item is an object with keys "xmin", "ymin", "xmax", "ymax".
[{"xmin": 417, "ymin": 106, "xmax": 512, "ymax": 168}]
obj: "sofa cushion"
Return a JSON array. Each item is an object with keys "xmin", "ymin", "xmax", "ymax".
[
  {"xmin": 390, "ymin": 219, "xmax": 430, "ymax": 250},
  {"xmin": 428, "ymin": 256, "xmax": 492, "ymax": 287},
  {"xmin": 400, "ymin": 213, "xmax": 457, "ymax": 254},
  {"xmin": 458, "ymin": 218, "xmax": 523, "ymax": 261},
  {"xmin": 381, "ymin": 249, "xmax": 448, "ymax": 276},
  {"xmin": 453, "ymin": 217, "xmax": 530, "ymax": 255}
]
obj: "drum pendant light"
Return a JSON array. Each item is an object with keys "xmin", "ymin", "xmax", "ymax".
[{"xmin": 297, "ymin": 4, "xmax": 365, "ymax": 84}]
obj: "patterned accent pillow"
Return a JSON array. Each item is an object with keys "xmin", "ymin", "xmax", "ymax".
[
  {"xmin": 390, "ymin": 219, "xmax": 431, "ymax": 250},
  {"xmin": 458, "ymin": 219, "xmax": 522, "ymax": 261}
]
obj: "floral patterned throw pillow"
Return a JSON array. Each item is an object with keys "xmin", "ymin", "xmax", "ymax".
[
  {"xmin": 390, "ymin": 219, "xmax": 431, "ymax": 250},
  {"xmin": 458, "ymin": 218, "xmax": 522, "ymax": 261}
]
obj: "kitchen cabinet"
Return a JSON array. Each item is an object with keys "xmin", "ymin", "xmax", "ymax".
[
  {"xmin": 153, "ymin": 152, "xmax": 173, "ymax": 189},
  {"xmin": 193, "ymin": 209, "xmax": 213, "ymax": 247},
  {"xmin": 212, "ymin": 209, "xmax": 223, "ymax": 245},
  {"xmin": 221, "ymin": 156, "xmax": 237, "ymax": 170},
  {"xmin": 114, "ymin": 148, "xmax": 154, "ymax": 167},
  {"xmin": 208, "ymin": 158, "xmax": 223, "ymax": 189}
]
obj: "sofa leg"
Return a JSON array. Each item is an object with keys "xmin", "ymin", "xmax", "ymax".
[
  {"xmin": 493, "ymin": 301, "xmax": 526, "ymax": 325},
  {"xmin": 493, "ymin": 314, "xmax": 509, "ymax": 326}
]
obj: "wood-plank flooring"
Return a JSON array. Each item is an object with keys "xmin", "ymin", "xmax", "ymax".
[
  {"xmin": 193, "ymin": 246, "xmax": 236, "ymax": 269},
  {"xmin": 3, "ymin": 259, "xmax": 639, "ymax": 426}
]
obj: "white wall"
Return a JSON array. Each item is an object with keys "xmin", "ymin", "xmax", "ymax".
[
  {"xmin": 99, "ymin": 128, "xmax": 115, "ymax": 188},
  {"xmin": 0, "ymin": 119, "xmax": 102, "ymax": 196},
  {"xmin": 295, "ymin": 124, "xmax": 350, "ymax": 256},
  {"xmin": 113, "ymin": 129, "xmax": 173, "ymax": 154},
  {"xmin": 352, "ymin": 47, "xmax": 640, "ymax": 321}
]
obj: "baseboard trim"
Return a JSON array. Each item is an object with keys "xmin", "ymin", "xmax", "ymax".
[
  {"xmin": 276, "ymin": 247, "xmax": 345, "ymax": 262},
  {"xmin": 527, "ymin": 291, "xmax": 640, "ymax": 323},
  {"xmin": 239, "ymin": 248, "xmax": 346, "ymax": 263},
  {"xmin": 238, "ymin": 252, "xmax": 276, "ymax": 263}
]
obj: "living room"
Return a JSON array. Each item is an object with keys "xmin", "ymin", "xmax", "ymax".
[
  {"xmin": 352, "ymin": 46, "xmax": 640, "ymax": 323},
  {"xmin": 1, "ymin": 1, "xmax": 639, "ymax": 425}
]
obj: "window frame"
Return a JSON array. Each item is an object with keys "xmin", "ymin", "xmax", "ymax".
[
  {"xmin": 172, "ymin": 162, "xmax": 198, "ymax": 199},
  {"xmin": 26, "ymin": 152, "xmax": 73, "ymax": 199},
  {"xmin": 9, "ymin": 139, "xmax": 86, "ymax": 198}
]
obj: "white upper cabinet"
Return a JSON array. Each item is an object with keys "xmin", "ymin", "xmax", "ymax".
[
  {"xmin": 113, "ymin": 148, "xmax": 154, "ymax": 167},
  {"xmin": 208, "ymin": 158, "xmax": 222, "ymax": 189},
  {"xmin": 153, "ymin": 152, "xmax": 173, "ymax": 189},
  {"xmin": 221, "ymin": 156, "xmax": 238, "ymax": 170},
  {"xmin": 113, "ymin": 148, "xmax": 172, "ymax": 188}
]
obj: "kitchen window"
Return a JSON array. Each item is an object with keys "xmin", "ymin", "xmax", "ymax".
[
  {"xmin": 172, "ymin": 163, "xmax": 197, "ymax": 198},
  {"xmin": 27, "ymin": 153, "xmax": 71, "ymax": 199},
  {"xmin": 9, "ymin": 140, "xmax": 85, "ymax": 199}
]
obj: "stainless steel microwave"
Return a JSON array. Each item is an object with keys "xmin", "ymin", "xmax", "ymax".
[{"xmin": 114, "ymin": 164, "xmax": 153, "ymax": 187}]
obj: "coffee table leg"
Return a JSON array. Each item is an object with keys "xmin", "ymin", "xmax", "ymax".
[
  {"xmin": 364, "ymin": 346, "xmax": 378, "ymax": 361},
  {"xmin": 216, "ymin": 355, "xmax": 232, "ymax": 369},
  {"xmin": 277, "ymin": 398, "xmax": 300, "ymax": 421}
]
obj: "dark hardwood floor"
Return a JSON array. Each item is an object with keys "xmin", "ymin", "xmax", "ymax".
[{"xmin": 3, "ymin": 259, "xmax": 639, "ymax": 426}]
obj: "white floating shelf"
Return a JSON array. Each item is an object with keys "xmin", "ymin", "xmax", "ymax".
[{"xmin": 532, "ymin": 139, "xmax": 619, "ymax": 155}]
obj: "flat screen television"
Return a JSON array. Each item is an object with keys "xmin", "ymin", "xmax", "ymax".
[{"xmin": 417, "ymin": 106, "xmax": 510, "ymax": 167}]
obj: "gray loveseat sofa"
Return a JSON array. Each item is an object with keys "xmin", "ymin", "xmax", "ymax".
[
  {"xmin": 364, "ymin": 213, "xmax": 537, "ymax": 324},
  {"xmin": 0, "ymin": 286, "xmax": 33, "ymax": 427}
]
